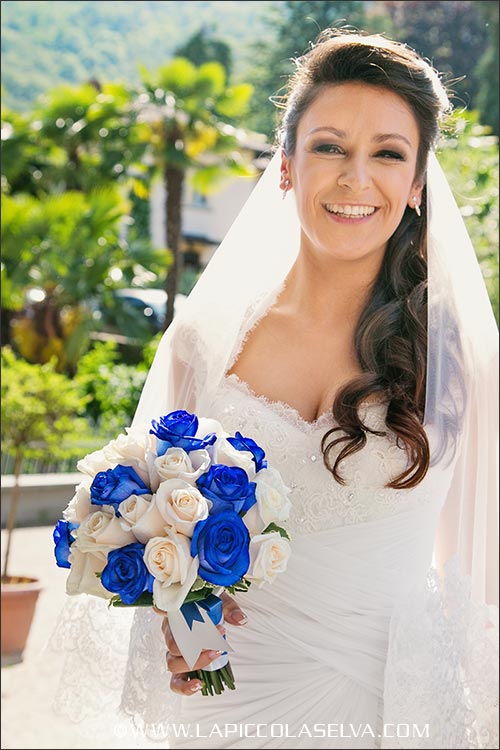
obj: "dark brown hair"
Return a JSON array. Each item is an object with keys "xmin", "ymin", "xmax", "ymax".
[{"xmin": 277, "ymin": 30, "xmax": 452, "ymax": 489}]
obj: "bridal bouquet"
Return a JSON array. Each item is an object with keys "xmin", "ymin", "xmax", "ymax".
[{"xmin": 53, "ymin": 410, "xmax": 292, "ymax": 695}]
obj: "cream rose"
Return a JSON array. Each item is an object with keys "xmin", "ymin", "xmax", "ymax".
[
  {"xmin": 126, "ymin": 496, "xmax": 166, "ymax": 544},
  {"xmin": 66, "ymin": 548, "xmax": 112, "ymax": 598},
  {"xmin": 102, "ymin": 429, "xmax": 151, "ymax": 485},
  {"xmin": 77, "ymin": 448, "xmax": 110, "ymax": 478},
  {"xmin": 74, "ymin": 507, "xmax": 136, "ymax": 556},
  {"xmin": 196, "ymin": 417, "xmax": 225, "ymax": 440},
  {"xmin": 66, "ymin": 544, "xmax": 113, "ymax": 599},
  {"xmin": 254, "ymin": 467, "xmax": 292, "ymax": 526},
  {"xmin": 155, "ymin": 479, "xmax": 211, "ymax": 537},
  {"xmin": 214, "ymin": 438, "xmax": 256, "ymax": 479},
  {"xmin": 144, "ymin": 528, "xmax": 199, "ymax": 611},
  {"xmin": 118, "ymin": 494, "xmax": 152, "ymax": 532},
  {"xmin": 246, "ymin": 532, "xmax": 291, "ymax": 587},
  {"xmin": 63, "ymin": 477, "xmax": 92, "ymax": 524},
  {"xmin": 148, "ymin": 448, "xmax": 210, "ymax": 492}
]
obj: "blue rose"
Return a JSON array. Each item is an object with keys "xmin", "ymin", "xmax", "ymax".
[
  {"xmin": 150, "ymin": 410, "xmax": 217, "ymax": 456},
  {"xmin": 196, "ymin": 464, "xmax": 256, "ymax": 515},
  {"xmin": 90, "ymin": 465, "xmax": 150, "ymax": 513},
  {"xmin": 53, "ymin": 519, "xmax": 78, "ymax": 569},
  {"xmin": 101, "ymin": 543, "xmax": 154, "ymax": 605},
  {"xmin": 191, "ymin": 511, "xmax": 250, "ymax": 586},
  {"xmin": 227, "ymin": 431, "xmax": 268, "ymax": 473}
]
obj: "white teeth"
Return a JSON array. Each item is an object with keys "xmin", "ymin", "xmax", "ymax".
[{"xmin": 325, "ymin": 204, "xmax": 376, "ymax": 216}]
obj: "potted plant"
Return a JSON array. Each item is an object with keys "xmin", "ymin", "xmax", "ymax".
[{"xmin": 1, "ymin": 347, "xmax": 88, "ymax": 663}]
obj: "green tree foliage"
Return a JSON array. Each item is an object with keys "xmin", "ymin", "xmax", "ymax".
[
  {"xmin": 135, "ymin": 57, "xmax": 255, "ymax": 328},
  {"xmin": 1, "ymin": 188, "xmax": 169, "ymax": 368},
  {"xmin": 2, "ymin": 82, "xmax": 140, "ymax": 195},
  {"xmin": 243, "ymin": 1, "xmax": 368, "ymax": 138},
  {"xmin": 1, "ymin": 347, "xmax": 89, "ymax": 577},
  {"xmin": 381, "ymin": 1, "xmax": 498, "ymax": 136},
  {"xmin": 439, "ymin": 112, "xmax": 499, "ymax": 321},
  {"xmin": 74, "ymin": 341, "xmax": 147, "ymax": 438},
  {"xmin": 175, "ymin": 25, "xmax": 233, "ymax": 79},
  {"xmin": 1, "ymin": 0, "xmax": 272, "ymax": 113},
  {"xmin": 475, "ymin": 1, "xmax": 499, "ymax": 137}
]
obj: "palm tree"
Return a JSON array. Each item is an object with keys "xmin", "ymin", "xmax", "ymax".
[
  {"xmin": 1, "ymin": 188, "xmax": 168, "ymax": 370},
  {"xmin": 134, "ymin": 58, "xmax": 255, "ymax": 329},
  {"xmin": 1, "ymin": 81, "xmax": 140, "ymax": 196}
]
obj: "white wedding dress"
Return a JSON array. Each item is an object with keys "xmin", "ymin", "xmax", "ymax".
[{"xmin": 50, "ymin": 293, "xmax": 497, "ymax": 749}]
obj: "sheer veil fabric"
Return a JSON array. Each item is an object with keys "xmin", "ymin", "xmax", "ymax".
[{"xmin": 48, "ymin": 151, "xmax": 498, "ymax": 748}]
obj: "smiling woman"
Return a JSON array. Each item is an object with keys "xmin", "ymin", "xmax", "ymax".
[
  {"xmin": 281, "ymin": 84, "xmax": 423, "ymax": 267},
  {"xmin": 50, "ymin": 29, "xmax": 498, "ymax": 750}
]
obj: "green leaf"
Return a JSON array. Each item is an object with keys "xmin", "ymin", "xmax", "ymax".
[
  {"xmin": 183, "ymin": 586, "xmax": 215, "ymax": 604},
  {"xmin": 225, "ymin": 577, "xmax": 252, "ymax": 594},
  {"xmin": 111, "ymin": 591, "xmax": 153, "ymax": 607},
  {"xmin": 262, "ymin": 522, "xmax": 291, "ymax": 541},
  {"xmin": 216, "ymin": 84, "xmax": 254, "ymax": 118}
]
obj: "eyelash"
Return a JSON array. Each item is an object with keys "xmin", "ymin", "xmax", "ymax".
[{"xmin": 312, "ymin": 144, "xmax": 406, "ymax": 160}]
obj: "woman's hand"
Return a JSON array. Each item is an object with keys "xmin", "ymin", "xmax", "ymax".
[{"xmin": 155, "ymin": 592, "xmax": 248, "ymax": 696}]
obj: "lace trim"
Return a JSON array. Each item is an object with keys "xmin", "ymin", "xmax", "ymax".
[
  {"xmin": 382, "ymin": 557, "xmax": 499, "ymax": 749},
  {"xmin": 224, "ymin": 372, "xmax": 335, "ymax": 432},
  {"xmin": 210, "ymin": 375, "xmax": 430, "ymax": 535},
  {"xmin": 224, "ymin": 283, "xmax": 285, "ymax": 381}
]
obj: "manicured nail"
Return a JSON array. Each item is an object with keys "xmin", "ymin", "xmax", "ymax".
[
  {"xmin": 189, "ymin": 682, "xmax": 202, "ymax": 692},
  {"xmin": 207, "ymin": 649, "xmax": 224, "ymax": 658},
  {"xmin": 232, "ymin": 610, "xmax": 248, "ymax": 624}
]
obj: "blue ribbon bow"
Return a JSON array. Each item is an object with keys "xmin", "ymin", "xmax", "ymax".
[{"xmin": 180, "ymin": 594, "xmax": 223, "ymax": 630}]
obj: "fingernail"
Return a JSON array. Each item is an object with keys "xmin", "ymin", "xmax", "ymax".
[
  {"xmin": 207, "ymin": 649, "xmax": 224, "ymax": 658},
  {"xmin": 232, "ymin": 610, "xmax": 248, "ymax": 624},
  {"xmin": 189, "ymin": 682, "xmax": 202, "ymax": 692}
]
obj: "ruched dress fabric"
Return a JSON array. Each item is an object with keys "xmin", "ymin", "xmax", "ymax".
[
  {"xmin": 122, "ymin": 372, "xmax": 455, "ymax": 749},
  {"xmin": 50, "ymin": 292, "xmax": 497, "ymax": 749}
]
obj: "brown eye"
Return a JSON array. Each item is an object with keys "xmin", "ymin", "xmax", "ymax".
[
  {"xmin": 377, "ymin": 150, "xmax": 405, "ymax": 160},
  {"xmin": 313, "ymin": 144, "xmax": 343, "ymax": 154}
]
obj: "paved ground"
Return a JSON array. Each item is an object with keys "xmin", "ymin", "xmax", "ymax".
[{"xmin": 1, "ymin": 527, "xmax": 160, "ymax": 750}]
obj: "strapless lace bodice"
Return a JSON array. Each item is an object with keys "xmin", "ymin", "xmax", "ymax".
[{"xmin": 207, "ymin": 373, "xmax": 432, "ymax": 535}]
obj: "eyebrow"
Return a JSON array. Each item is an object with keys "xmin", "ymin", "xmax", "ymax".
[{"xmin": 307, "ymin": 126, "xmax": 412, "ymax": 148}]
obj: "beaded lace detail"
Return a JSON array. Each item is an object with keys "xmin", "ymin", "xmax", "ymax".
[{"xmin": 208, "ymin": 372, "xmax": 431, "ymax": 535}]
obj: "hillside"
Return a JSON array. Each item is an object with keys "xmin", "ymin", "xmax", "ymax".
[{"xmin": 1, "ymin": 0, "xmax": 276, "ymax": 112}]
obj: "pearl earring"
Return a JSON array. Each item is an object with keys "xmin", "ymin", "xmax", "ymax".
[
  {"xmin": 282, "ymin": 179, "xmax": 290, "ymax": 200},
  {"xmin": 413, "ymin": 197, "xmax": 421, "ymax": 217}
]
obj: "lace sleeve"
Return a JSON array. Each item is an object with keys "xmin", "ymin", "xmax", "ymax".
[{"xmin": 381, "ymin": 557, "xmax": 499, "ymax": 749}]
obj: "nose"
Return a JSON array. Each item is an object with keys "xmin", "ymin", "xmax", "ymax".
[{"xmin": 336, "ymin": 156, "xmax": 371, "ymax": 192}]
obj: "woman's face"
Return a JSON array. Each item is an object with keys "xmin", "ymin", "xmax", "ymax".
[{"xmin": 282, "ymin": 82, "xmax": 423, "ymax": 266}]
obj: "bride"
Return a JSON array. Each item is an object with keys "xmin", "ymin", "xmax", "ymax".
[{"xmin": 52, "ymin": 30, "xmax": 498, "ymax": 749}]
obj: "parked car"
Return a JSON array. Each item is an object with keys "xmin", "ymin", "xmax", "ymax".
[{"xmin": 93, "ymin": 288, "xmax": 187, "ymax": 338}]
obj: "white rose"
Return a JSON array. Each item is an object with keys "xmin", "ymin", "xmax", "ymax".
[
  {"xmin": 74, "ymin": 507, "xmax": 136, "ymax": 556},
  {"xmin": 77, "ymin": 448, "xmax": 110, "ymax": 478},
  {"xmin": 128, "ymin": 495, "xmax": 168, "ymax": 543},
  {"xmin": 148, "ymin": 448, "xmax": 210, "ymax": 492},
  {"xmin": 196, "ymin": 417, "xmax": 226, "ymax": 439},
  {"xmin": 66, "ymin": 548, "xmax": 111, "ymax": 599},
  {"xmin": 118, "ymin": 494, "xmax": 152, "ymax": 532},
  {"xmin": 246, "ymin": 532, "xmax": 291, "ymax": 587},
  {"xmin": 214, "ymin": 438, "xmax": 256, "ymax": 479},
  {"xmin": 144, "ymin": 528, "xmax": 199, "ymax": 611},
  {"xmin": 254, "ymin": 467, "xmax": 292, "ymax": 527},
  {"xmin": 63, "ymin": 477, "xmax": 92, "ymax": 523},
  {"xmin": 155, "ymin": 479, "xmax": 211, "ymax": 537},
  {"xmin": 103, "ymin": 429, "xmax": 151, "ymax": 485}
]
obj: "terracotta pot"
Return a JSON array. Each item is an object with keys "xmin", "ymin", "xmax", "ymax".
[{"xmin": 1, "ymin": 575, "xmax": 43, "ymax": 664}]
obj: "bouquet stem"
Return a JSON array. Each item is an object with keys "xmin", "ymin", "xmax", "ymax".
[{"xmin": 187, "ymin": 662, "xmax": 236, "ymax": 695}]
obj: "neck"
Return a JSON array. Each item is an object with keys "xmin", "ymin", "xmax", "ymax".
[{"xmin": 279, "ymin": 248, "xmax": 382, "ymax": 329}]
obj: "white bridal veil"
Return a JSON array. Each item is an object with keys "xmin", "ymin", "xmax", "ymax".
[{"xmin": 48, "ymin": 149, "xmax": 498, "ymax": 747}]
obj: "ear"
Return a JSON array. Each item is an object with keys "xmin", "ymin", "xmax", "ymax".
[
  {"xmin": 280, "ymin": 150, "xmax": 290, "ymax": 190},
  {"xmin": 407, "ymin": 179, "xmax": 423, "ymax": 211}
]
